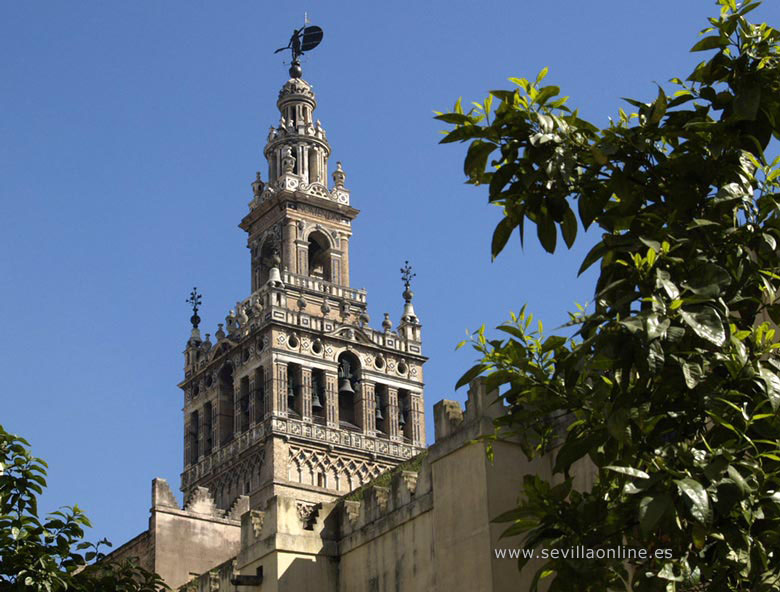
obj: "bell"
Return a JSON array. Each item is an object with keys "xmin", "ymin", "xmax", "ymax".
[
  {"xmin": 375, "ymin": 394, "xmax": 384, "ymax": 421},
  {"xmin": 398, "ymin": 409, "xmax": 406, "ymax": 428},
  {"xmin": 338, "ymin": 377, "xmax": 355, "ymax": 396},
  {"xmin": 312, "ymin": 389, "xmax": 323, "ymax": 410},
  {"xmin": 287, "ymin": 382, "xmax": 296, "ymax": 407}
]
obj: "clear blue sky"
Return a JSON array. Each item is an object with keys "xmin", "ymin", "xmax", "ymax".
[{"xmin": 2, "ymin": 1, "xmax": 777, "ymax": 550}]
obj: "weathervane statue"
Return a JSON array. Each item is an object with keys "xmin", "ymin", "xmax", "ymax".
[{"xmin": 274, "ymin": 15, "xmax": 324, "ymax": 79}]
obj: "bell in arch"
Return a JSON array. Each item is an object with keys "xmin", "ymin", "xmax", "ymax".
[
  {"xmin": 338, "ymin": 360, "xmax": 356, "ymax": 396},
  {"xmin": 287, "ymin": 381, "xmax": 296, "ymax": 408},
  {"xmin": 312, "ymin": 391, "xmax": 324, "ymax": 410},
  {"xmin": 398, "ymin": 408, "xmax": 406, "ymax": 428},
  {"xmin": 375, "ymin": 393, "xmax": 384, "ymax": 421}
]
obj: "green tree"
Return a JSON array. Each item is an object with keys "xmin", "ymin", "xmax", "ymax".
[
  {"xmin": 0, "ymin": 425, "xmax": 167, "ymax": 591},
  {"xmin": 438, "ymin": 1, "xmax": 780, "ymax": 590}
]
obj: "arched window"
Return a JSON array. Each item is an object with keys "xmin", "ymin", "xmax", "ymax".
[
  {"xmin": 375, "ymin": 384, "xmax": 388, "ymax": 436},
  {"xmin": 337, "ymin": 352, "xmax": 361, "ymax": 429},
  {"xmin": 308, "ymin": 231, "xmax": 332, "ymax": 282},
  {"xmin": 287, "ymin": 363, "xmax": 302, "ymax": 416},
  {"xmin": 203, "ymin": 402, "xmax": 213, "ymax": 455},
  {"xmin": 218, "ymin": 363, "xmax": 235, "ymax": 445},
  {"xmin": 398, "ymin": 389, "xmax": 412, "ymax": 442},
  {"xmin": 240, "ymin": 376, "xmax": 250, "ymax": 433},
  {"xmin": 312, "ymin": 368, "xmax": 326, "ymax": 423},
  {"xmin": 255, "ymin": 239, "xmax": 278, "ymax": 288},
  {"xmin": 188, "ymin": 410, "xmax": 199, "ymax": 465}
]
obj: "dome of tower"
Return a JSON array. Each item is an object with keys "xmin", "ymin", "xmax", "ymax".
[{"xmin": 278, "ymin": 77, "xmax": 316, "ymax": 103}]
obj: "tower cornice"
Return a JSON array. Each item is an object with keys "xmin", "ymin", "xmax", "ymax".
[{"xmin": 240, "ymin": 188, "xmax": 359, "ymax": 233}]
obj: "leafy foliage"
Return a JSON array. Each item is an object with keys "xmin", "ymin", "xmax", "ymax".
[
  {"xmin": 0, "ymin": 425, "xmax": 167, "ymax": 591},
  {"xmin": 439, "ymin": 1, "xmax": 780, "ymax": 590}
]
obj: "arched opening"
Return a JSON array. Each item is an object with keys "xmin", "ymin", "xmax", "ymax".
[
  {"xmin": 287, "ymin": 363, "xmax": 302, "ymax": 417},
  {"xmin": 337, "ymin": 351, "xmax": 360, "ymax": 429},
  {"xmin": 312, "ymin": 368, "xmax": 326, "ymax": 424},
  {"xmin": 218, "ymin": 363, "xmax": 235, "ymax": 445},
  {"xmin": 240, "ymin": 376, "xmax": 250, "ymax": 433},
  {"xmin": 398, "ymin": 389, "xmax": 412, "ymax": 442},
  {"xmin": 375, "ymin": 384, "xmax": 388, "ymax": 436},
  {"xmin": 203, "ymin": 402, "xmax": 213, "ymax": 455},
  {"xmin": 255, "ymin": 239, "xmax": 278, "ymax": 288},
  {"xmin": 188, "ymin": 410, "xmax": 199, "ymax": 465},
  {"xmin": 308, "ymin": 231, "xmax": 332, "ymax": 282},
  {"xmin": 308, "ymin": 148, "xmax": 320, "ymax": 184}
]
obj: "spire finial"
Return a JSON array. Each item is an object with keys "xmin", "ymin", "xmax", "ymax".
[
  {"xmin": 187, "ymin": 287, "xmax": 202, "ymax": 328},
  {"xmin": 401, "ymin": 261, "xmax": 416, "ymax": 302},
  {"xmin": 273, "ymin": 22, "xmax": 324, "ymax": 79}
]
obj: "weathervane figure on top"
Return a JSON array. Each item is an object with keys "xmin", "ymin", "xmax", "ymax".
[{"xmin": 274, "ymin": 15, "xmax": 324, "ymax": 79}]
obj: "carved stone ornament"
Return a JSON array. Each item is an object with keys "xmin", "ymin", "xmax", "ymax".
[{"xmin": 296, "ymin": 501, "xmax": 320, "ymax": 530}]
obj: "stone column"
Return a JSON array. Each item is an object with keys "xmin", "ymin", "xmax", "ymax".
[
  {"xmin": 283, "ymin": 221, "xmax": 296, "ymax": 274},
  {"xmin": 340, "ymin": 236, "xmax": 350, "ymax": 287},
  {"xmin": 410, "ymin": 394, "xmax": 425, "ymax": 446},
  {"xmin": 295, "ymin": 240, "xmax": 308, "ymax": 277},
  {"xmin": 184, "ymin": 415, "xmax": 191, "ymax": 466},
  {"xmin": 234, "ymin": 384, "xmax": 242, "ymax": 435},
  {"xmin": 330, "ymin": 253, "xmax": 342, "ymax": 287},
  {"xmin": 358, "ymin": 380, "xmax": 376, "ymax": 436},
  {"xmin": 325, "ymin": 371, "xmax": 338, "ymax": 428},
  {"xmin": 300, "ymin": 367, "xmax": 313, "ymax": 421},
  {"xmin": 248, "ymin": 377, "xmax": 256, "ymax": 427},
  {"xmin": 387, "ymin": 387, "xmax": 400, "ymax": 441}
]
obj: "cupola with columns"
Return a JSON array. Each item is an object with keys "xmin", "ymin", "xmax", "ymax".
[{"xmin": 178, "ymin": 66, "xmax": 427, "ymax": 513}]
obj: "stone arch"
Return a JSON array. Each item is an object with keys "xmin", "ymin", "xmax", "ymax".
[
  {"xmin": 255, "ymin": 235, "xmax": 278, "ymax": 288},
  {"xmin": 307, "ymin": 229, "xmax": 332, "ymax": 282},
  {"xmin": 337, "ymin": 351, "xmax": 361, "ymax": 428}
]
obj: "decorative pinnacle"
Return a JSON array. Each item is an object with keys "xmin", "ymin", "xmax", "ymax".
[
  {"xmin": 401, "ymin": 261, "xmax": 415, "ymax": 303},
  {"xmin": 401, "ymin": 261, "xmax": 415, "ymax": 288},
  {"xmin": 187, "ymin": 287, "xmax": 203, "ymax": 328}
]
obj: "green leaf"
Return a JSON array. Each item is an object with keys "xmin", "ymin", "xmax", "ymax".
[
  {"xmin": 491, "ymin": 217, "xmax": 516, "ymax": 260},
  {"xmin": 534, "ymin": 85, "xmax": 560, "ymax": 106},
  {"xmin": 537, "ymin": 212, "xmax": 557, "ymax": 253},
  {"xmin": 604, "ymin": 465, "xmax": 650, "ymax": 479},
  {"xmin": 679, "ymin": 306, "xmax": 726, "ymax": 346},
  {"xmin": 554, "ymin": 432, "xmax": 602, "ymax": 474},
  {"xmin": 759, "ymin": 367, "xmax": 780, "ymax": 411},
  {"xmin": 455, "ymin": 364, "xmax": 488, "ymax": 390},
  {"xmin": 561, "ymin": 207, "xmax": 577, "ymax": 249},
  {"xmin": 541, "ymin": 336, "xmax": 566, "ymax": 352},
  {"xmin": 690, "ymin": 35, "xmax": 729, "ymax": 52},
  {"xmin": 464, "ymin": 140, "xmax": 497, "ymax": 182},
  {"xmin": 639, "ymin": 495, "xmax": 670, "ymax": 536},
  {"xmin": 675, "ymin": 478, "xmax": 711, "ymax": 525},
  {"xmin": 648, "ymin": 86, "xmax": 668, "ymax": 125}
]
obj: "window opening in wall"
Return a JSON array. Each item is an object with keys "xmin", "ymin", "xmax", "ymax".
[
  {"xmin": 203, "ymin": 402, "xmax": 213, "ymax": 455},
  {"xmin": 240, "ymin": 376, "xmax": 250, "ymax": 432},
  {"xmin": 218, "ymin": 363, "xmax": 235, "ymax": 445},
  {"xmin": 398, "ymin": 389, "xmax": 412, "ymax": 442},
  {"xmin": 312, "ymin": 369, "xmax": 326, "ymax": 423},
  {"xmin": 375, "ymin": 384, "xmax": 388, "ymax": 436},
  {"xmin": 338, "ymin": 352, "xmax": 360, "ymax": 429},
  {"xmin": 287, "ymin": 363, "xmax": 301, "ymax": 417},
  {"xmin": 256, "ymin": 239, "xmax": 277, "ymax": 287},
  {"xmin": 307, "ymin": 231, "xmax": 332, "ymax": 282},
  {"xmin": 189, "ymin": 410, "xmax": 199, "ymax": 465}
]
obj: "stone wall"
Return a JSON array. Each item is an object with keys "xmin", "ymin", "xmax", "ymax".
[
  {"xmin": 106, "ymin": 478, "xmax": 246, "ymax": 590},
  {"xmin": 179, "ymin": 377, "xmax": 595, "ymax": 591}
]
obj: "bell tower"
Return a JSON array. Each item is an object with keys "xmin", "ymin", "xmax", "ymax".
[{"xmin": 178, "ymin": 64, "xmax": 427, "ymax": 511}]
